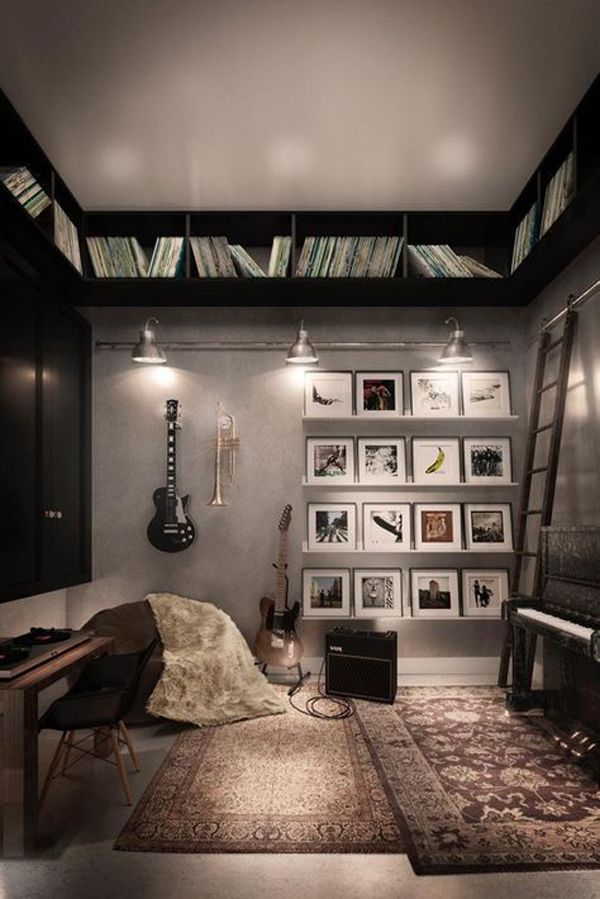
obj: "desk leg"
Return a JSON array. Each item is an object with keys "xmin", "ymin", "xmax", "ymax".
[{"xmin": 1, "ymin": 687, "xmax": 39, "ymax": 856}]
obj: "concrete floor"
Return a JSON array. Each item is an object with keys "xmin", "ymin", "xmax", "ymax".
[{"xmin": 1, "ymin": 723, "xmax": 600, "ymax": 899}]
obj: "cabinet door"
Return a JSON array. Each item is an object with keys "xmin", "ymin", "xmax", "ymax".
[
  {"xmin": 41, "ymin": 304, "xmax": 90, "ymax": 585},
  {"xmin": 0, "ymin": 300, "xmax": 39, "ymax": 598}
]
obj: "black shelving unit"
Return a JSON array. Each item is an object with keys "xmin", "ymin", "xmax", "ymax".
[{"xmin": 0, "ymin": 76, "xmax": 598, "ymax": 308}]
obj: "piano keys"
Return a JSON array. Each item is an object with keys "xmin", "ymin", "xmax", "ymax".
[{"xmin": 506, "ymin": 526, "xmax": 600, "ymax": 724}]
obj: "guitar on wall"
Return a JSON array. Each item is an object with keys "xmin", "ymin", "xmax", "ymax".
[
  {"xmin": 147, "ymin": 398, "xmax": 197, "ymax": 553},
  {"xmin": 255, "ymin": 504, "xmax": 304, "ymax": 672}
]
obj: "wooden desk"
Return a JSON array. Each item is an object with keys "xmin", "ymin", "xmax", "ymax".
[{"xmin": 0, "ymin": 635, "xmax": 113, "ymax": 856}]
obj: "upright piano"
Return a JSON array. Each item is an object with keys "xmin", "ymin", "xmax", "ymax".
[{"xmin": 506, "ymin": 526, "xmax": 600, "ymax": 737}]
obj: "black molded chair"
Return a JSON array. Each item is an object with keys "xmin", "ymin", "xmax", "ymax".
[{"xmin": 39, "ymin": 639, "xmax": 157, "ymax": 807}]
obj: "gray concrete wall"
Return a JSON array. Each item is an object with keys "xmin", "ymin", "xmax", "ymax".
[
  {"xmin": 58, "ymin": 304, "xmax": 526, "ymax": 676},
  {"xmin": 4, "ymin": 243, "xmax": 599, "ymax": 675},
  {"xmin": 0, "ymin": 588, "xmax": 67, "ymax": 636}
]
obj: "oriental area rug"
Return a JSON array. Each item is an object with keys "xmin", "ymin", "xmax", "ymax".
[{"xmin": 115, "ymin": 687, "xmax": 600, "ymax": 874}]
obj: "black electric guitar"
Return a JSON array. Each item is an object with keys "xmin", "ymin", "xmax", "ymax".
[
  {"xmin": 255, "ymin": 505, "xmax": 304, "ymax": 669},
  {"xmin": 147, "ymin": 399, "xmax": 197, "ymax": 553}
]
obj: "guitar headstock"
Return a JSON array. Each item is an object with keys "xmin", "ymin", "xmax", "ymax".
[
  {"xmin": 279, "ymin": 504, "xmax": 292, "ymax": 532},
  {"xmin": 165, "ymin": 399, "xmax": 180, "ymax": 423}
]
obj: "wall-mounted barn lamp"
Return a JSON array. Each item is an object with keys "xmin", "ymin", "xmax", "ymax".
[
  {"xmin": 438, "ymin": 317, "xmax": 473, "ymax": 364},
  {"xmin": 131, "ymin": 317, "xmax": 167, "ymax": 365},
  {"xmin": 285, "ymin": 321, "xmax": 319, "ymax": 365}
]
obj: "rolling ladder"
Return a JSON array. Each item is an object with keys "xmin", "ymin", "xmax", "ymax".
[{"xmin": 497, "ymin": 303, "xmax": 577, "ymax": 688}]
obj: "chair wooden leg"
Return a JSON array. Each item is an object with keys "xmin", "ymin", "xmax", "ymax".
[
  {"xmin": 119, "ymin": 722, "xmax": 141, "ymax": 772},
  {"xmin": 110, "ymin": 727, "xmax": 132, "ymax": 805},
  {"xmin": 39, "ymin": 732, "xmax": 67, "ymax": 809},
  {"xmin": 61, "ymin": 731, "xmax": 75, "ymax": 775}
]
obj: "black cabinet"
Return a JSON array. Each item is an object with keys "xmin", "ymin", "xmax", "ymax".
[
  {"xmin": 0, "ymin": 285, "xmax": 90, "ymax": 603},
  {"xmin": 0, "ymin": 300, "xmax": 39, "ymax": 592},
  {"xmin": 41, "ymin": 304, "xmax": 90, "ymax": 585}
]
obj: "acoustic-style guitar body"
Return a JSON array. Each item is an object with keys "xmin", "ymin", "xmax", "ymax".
[{"xmin": 255, "ymin": 595, "xmax": 303, "ymax": 668}]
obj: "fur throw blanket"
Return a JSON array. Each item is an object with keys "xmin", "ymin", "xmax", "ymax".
[{"xmin": 146, "ymin": 593, "xmax": 286, "ymax": 726}]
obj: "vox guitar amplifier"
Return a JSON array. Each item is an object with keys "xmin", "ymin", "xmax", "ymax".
[{"xmin": 325, "ymin": 628, "xmax": 397, "ymax": 704}]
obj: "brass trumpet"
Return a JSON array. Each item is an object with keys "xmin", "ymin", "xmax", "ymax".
[{"xmin": 208, "ymin": 402, "xmax": 239, "ymax": 506}]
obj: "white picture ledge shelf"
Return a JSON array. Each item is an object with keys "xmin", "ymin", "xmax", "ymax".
[
  {"xmin": 302, "ymin": 541, "xmax": 515, "ymax": 554},
  {"xmin": 302, "ymin": 415, "xmax": 520, "ymax": 422},
  {"xmin": 301, "ymin": 479, "xmax": 519, "ymax": 488}
]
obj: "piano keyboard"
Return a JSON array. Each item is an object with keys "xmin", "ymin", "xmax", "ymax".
[{"xmin": 516, "ymin": 607, "xmax": 595, "ymax": 643}]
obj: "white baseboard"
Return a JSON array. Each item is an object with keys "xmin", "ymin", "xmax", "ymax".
[{"xmin": 301, "ymin": 656, "xmax": 543, "ymax": 687}]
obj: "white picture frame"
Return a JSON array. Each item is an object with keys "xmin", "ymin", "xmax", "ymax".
[
  {"xmin": 357, "ymin": 437, "xmax": 406, "ymax": 484},
  {"xmin": 362, "ymin": 503, "xmax": 412, "ymax": 552},
  {"xmin": 414, "ymin": 503, "xmax": 462, "ymax": 552},
  {"xmin": 463, "ymin": 438, "xmax": 512, "ymax": 485},
  {"xmin": 410, "ymin": 569, "xmax": 460, "ymax": 618},
  {"xmin": 412, "ymin": 438, "xmax": 461, "ymax": 485},
  {"xmin": 410, "ymin": 370, "xmax": 460, "ymax": 417},
  {"xmin": 304, "ymin": 371, "xmax": 353, "ymax": 418},
  {"xmin": 353, "ymin": 569, "xmax": 403, "ymax": 618},
  {"xmin": 355, "ymin": 371, "xmax": 404, "ymax": 417},
  {"xmin": 306, "ymin": 437, "xmax": 355, "ymax": 485},
  {"xmin": 307, "ymin": 503, "xmax": 357, "ymax": 551},
  {"xmin": 461, "ymin": 371, "xmax": 512, "ymax": 418},
  {"xmin": 464, "ymin": 503, "xmax": 513, "ymax": 552},
  {"xmin": 461, "ymin": 569, "xmax": 509, "ymax": 618},
  {"xmin": 302, "ymin": 568, "xmax": 351, "ymax": 618}
]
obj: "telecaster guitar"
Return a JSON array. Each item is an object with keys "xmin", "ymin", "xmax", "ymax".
[
  {"xmin": 147, "ymin": 399, "xmax": 197, "ymax": 553},
  {"xmin": 255, "ymin": 504, "xmax": 304, "ymax": 669}
]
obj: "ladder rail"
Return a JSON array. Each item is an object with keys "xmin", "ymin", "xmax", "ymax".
[
  {"xmin": 510, "ymin": 328, "xmax": 551, "ymax": 594},
  {"xmin": 531, "ymin": 308, "xmax": 577, "ymax": 594},
  {"xmin": 499, "ymin": 307, "xmax": 577, "ymax": 689}
]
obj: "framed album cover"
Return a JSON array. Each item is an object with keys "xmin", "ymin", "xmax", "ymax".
[
  {"xmin": 410, "ymin": 370, "xmax": 460, "ymax": 417},
  {"xmin": 355, "ymin": 371, "xmax": 404, "ymax": 417},
  {"xmin": 461, "ymin": 371, "xmax": 511, "ymax": 418},
  {"xmin": 357, "ymin": 437, "xmax": 406, "ymax": 484},
  {"xmin": 410, "ymin": 569, "xmax": 460, "ymax": 618},
  {"xmin": 307, "ymin": 503, "xmax": 357, "ymax": 551},
  {"xmin": 414, "ymin": 503, "xmax": 462, "ymax": 552},
  {"xmin": 304, "ymin": 371, "xmax": 353, "ymax": 418},
  {"xmin": 464, "ymin": 503, "xmax": 513, "ymax": 552},
  {"xmin": 463, "ymin": 438, "xmax": 512, "ymax": 484},
  {"xmin": 353, "ymin": 569, "xmax": 403, "ymax": 618},
  {"xmin": 306, "ymin": 438, "xmax": 355, "ymax": 485},
  {"xmin": 302, "ymin": 568, "xmax": 351, "ymax": 618},
  {"xmin": 362, "ymin": 503, "xmax": 412, "ymax": 552},
  {"xmin": 461, "ymin": 569, "xmax": 508, "ymax": 618},
  {"xmin": 412, "ymin": 437, "xmax": 461, "ymax": 485}
]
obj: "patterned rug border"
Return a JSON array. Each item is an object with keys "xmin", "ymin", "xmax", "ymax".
[
  {"xmin": 355, "ymin": 687, "xmax": 600, "ymax": 876},
  {"xmin": 115, "ymin": 687, "xmax": 600, "ymax": 873},
  {"xmin": 114, "ymin": 708, "xmax": 405, "ymax": 855}
]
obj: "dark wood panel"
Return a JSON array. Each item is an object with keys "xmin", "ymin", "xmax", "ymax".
[
  {"xmin": 41, "ymin": 304, "xmax": 86, "ymax": 582},
  {"xmin": 75, "ymin": 273, "xmax": 515, "ymax": 306},
  {"xmin": 0, "ymin": 295, "xmax": 39, "ymax": 595}
]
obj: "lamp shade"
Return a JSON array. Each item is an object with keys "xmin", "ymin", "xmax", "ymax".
[
  {"xmin": 438, "ymin": 317, "xmax": 473, "ymax": 364},
  {"xmin": 286, "ymin": 321, "xmax": 318, "ymax": 365},
  {"xmin": 132, "ymin": 318, "xmax": 167, "ymax": 364}
]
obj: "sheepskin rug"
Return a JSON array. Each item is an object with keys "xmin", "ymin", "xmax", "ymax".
[{"xmin": 146, "ymin": 593, "xmax": 286, "ymax": 726}]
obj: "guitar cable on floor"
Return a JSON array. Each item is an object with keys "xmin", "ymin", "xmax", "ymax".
[{"xmin": 287, "ymin": 658, "xmax": 354, "ymax": 719}]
